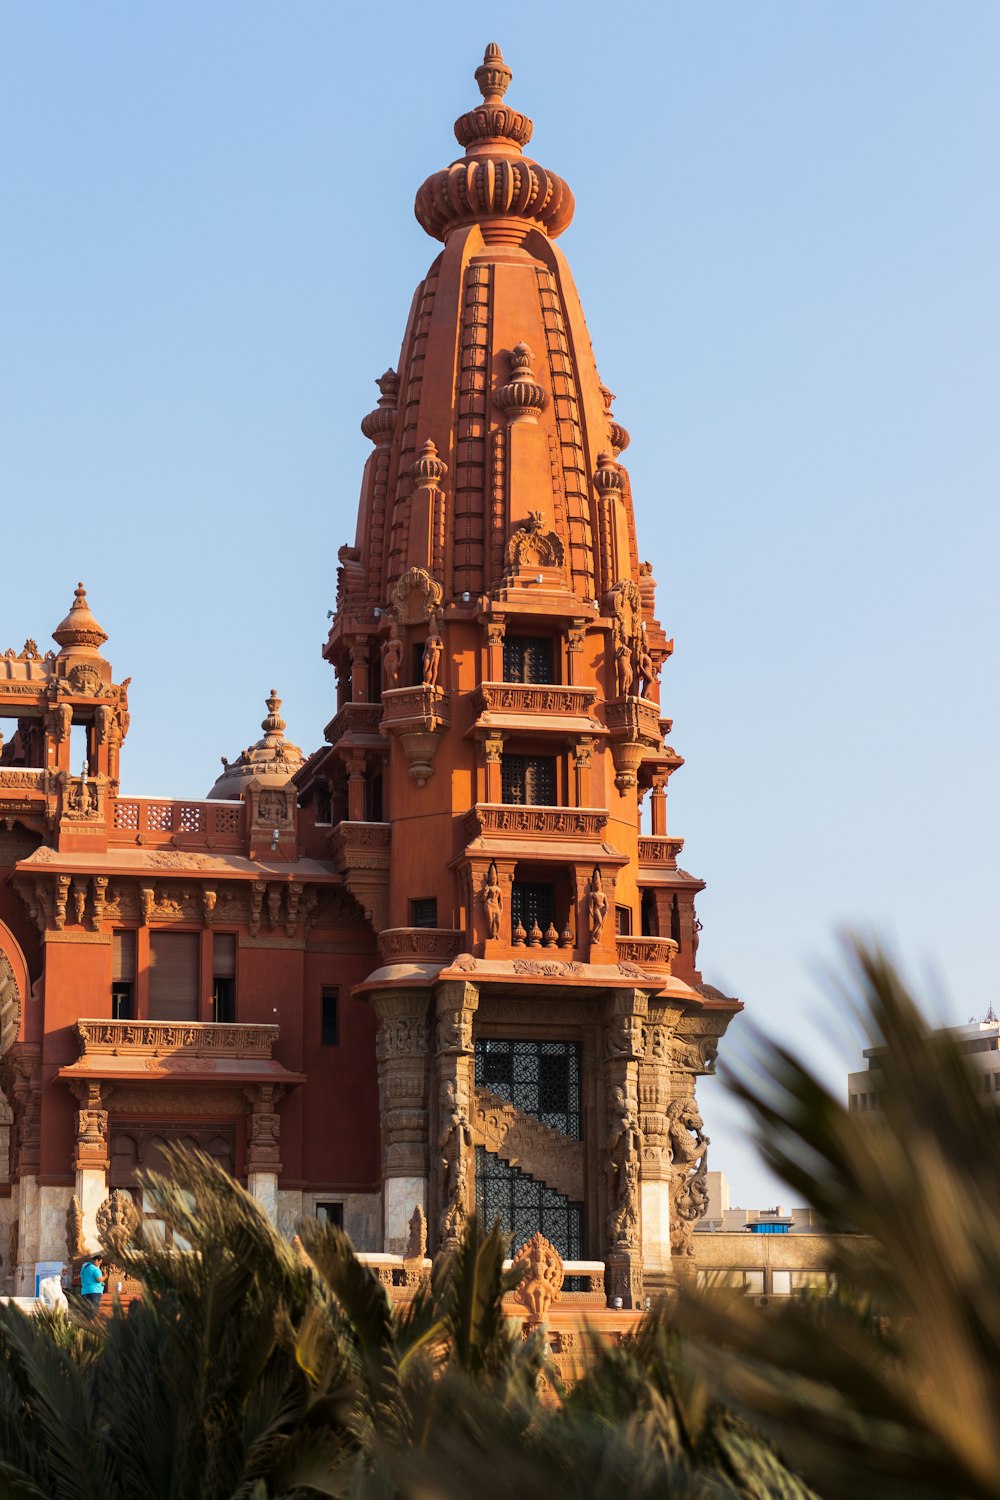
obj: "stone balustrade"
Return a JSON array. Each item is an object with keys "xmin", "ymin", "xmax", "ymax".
[
  {"xmin": 614, "ymin": 936, "xmax": 678, "ymax": 972},
  {"xmin": 110, "ymin": 798, "xmax": 245, "ymax": 849},
  {"xmin": 637, "ymin": 836, "xmax": 685, "ymax": 869},
  {"xmin": 75, "ymin": 1019, "xmax": 279, "ymax": 1059},
  {"xmin": 473, "ymin": 682, "xmax": 597, "ymax": 718},
  {"xmin": 323, "ymin": 701, "xmax": 386, "ymax": 748},
  {"xmin": 463, "ymin": 804, "xmax": 607, "ymax": 840}
]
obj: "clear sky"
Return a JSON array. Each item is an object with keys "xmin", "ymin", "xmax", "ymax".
[{"xmin": 3, "ymin": 2, "xmax": 998, "ymax": 1205}]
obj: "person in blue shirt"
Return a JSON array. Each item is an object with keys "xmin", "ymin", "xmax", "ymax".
[{"xmin": 79, "ymin": 1256, "xmax": 105, "ymax": 1314}]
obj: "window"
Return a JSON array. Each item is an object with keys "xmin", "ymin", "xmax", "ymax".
[
  {"xmin": 148, "ymin": 932, "xmax": 200, "ymax": 1022},
  {"xmin": 410, "ymin": 898, "xmax": 438, "ymax": 929},
  {"xmin": 640, "ymin": 889, "xmax": 657, "ymax": 937},
  {"xmin": 212, "ymin": 934, "xmax": 236, "ymax": 1024},
  {"xmin": 510, "ymin": 882, "xmax": 555, "ymax": 942},
  {"xmin": 112, "ymin": 930, "xmax": 136, "ymax": 1020},
  {"xmin": 503, "ymin": 636, "xmax": 554, "ymax": 684},
  {"xmin": 321, "ymin": 988, "xmax": 339, "ymax": 1046},
  {"xmin": 615, "ymin": 904, "xmax": 632, "ymax": 936},
  {"xmin": 475, "ymin": 1147, "xmax": 582, "ymax": 1258},
  {"xmin": 367, "ymin": 772, "xmax": 383, "ymax": 823},
  {"xmin": 316, "ymin": 1201, "xmax": 344, "ymax": 1228},
  {"xmin": 475, "ymin": 1039, "xmax": 581, "ymax": 1138},
  {"xmin": 502, "ymin": 754, "xmax": 555, "ymax": 806}
]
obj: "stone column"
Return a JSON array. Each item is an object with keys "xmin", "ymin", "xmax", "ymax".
[
  {"xmin": 565, "ymin": 621, "xmax": 586, "ymax": 686},
  {"xmin": 432, "ymin": 980, "xmax": 479, "ymax": 1251},
  {"xmin": 481, "ymin": 731, "xmax": 505, "ymax": 805},
  {"xmin": 573, "ymin": 736, "xmax": 595, "ymax": 808},
  {"xmin": 69, "ymin": 1080, "xmax": 109, "ymax": 1252},
  {"xmin": 603, "ymin": 988, "xmax": 647, "ymax": 1307},
  {"xmin": 371, "ymin": 988, "xmax": 431, "ymax": 1254},
  {"xmin": 637, "ymin": 1002, "xmax": 684, "ymax": 1279},
  {"xmin": 650, "ymin": 775, "xmax": 668, "ymax": 836},
  {"xmin": 484, "ymin": 618, "xmax": 505, "ymax": 681},
  {"xmin": 245, "ymin": 1084, "xmax": 284, "ymax": 1223},
  {"xmin": 665, "ymin": 1036, "xmax": 713, "ymax": 1279},
  {"xmin": 348, "ymin": 638, "xmax": 370, "ymax": 703}
]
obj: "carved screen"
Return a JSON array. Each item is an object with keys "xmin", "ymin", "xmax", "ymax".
[
  {"xmin": 509, "ymin": 882, "xmax": 555, "ymax": 940},
  {"xmin": 475, "ymin": 1039, "xmax": 580, "ymax": 1139},
  {"xmin": 475, "ymin": 1146, "xmax": 582, "ymax": 1258},
  {"xmin": 503, "ymin": 636, "xmax": 554, "ymax": 685},
  {"xmin": 501, "ymin": 755, "xmax": 555, "ymax": 806}
]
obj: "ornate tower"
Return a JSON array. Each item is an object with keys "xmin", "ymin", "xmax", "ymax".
[{"xmin": 313, "ymin": 45, "xmax": 740, "ymax": 1301}]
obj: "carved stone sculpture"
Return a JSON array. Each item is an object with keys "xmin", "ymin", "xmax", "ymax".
[
  {"xmin": 667, "ymin": 1097, "xmax": 710, "ymax": 1257},
  {"xmin": 383, "ymin": 624, "xmax": 403, "ymax": 687},
  {"xmin": 96, "ymin": 1189, "xmax": 141, "ymax": 1261},
  {"xmin": 437, "ymin": 1079, "xmax": 473, "ymax": 1245},
  {"xmin": 588, "ymin": 866, "xmax": 608, "ymax": 944},
  {"xmin": 511, "ymin": 1231, "xmax": 564, "ymax": 1325},
  {"xmin": 421, "ymin": 616, "xmax": 443, "ymax": 687},
  {"xmin": 481, "ymin": 861, "xmax": 503, "ymax": 939}
]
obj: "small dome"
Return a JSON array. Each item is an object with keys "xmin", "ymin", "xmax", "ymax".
[
  {"xmin": 52, "ymin": 583, "xmax": 108, "ymax": 656},
  {"xmin": 207, "ymin": 690, "xmax": 306, "ymax": 801}
]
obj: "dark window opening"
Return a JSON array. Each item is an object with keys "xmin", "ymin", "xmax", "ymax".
[
  {"xmin": 410, "ymin": 898, "xmax": 438, "ymax": 929},
  {"xmin": 316, "ymin": 1201, "xmax": 344, "ymax": 1228},
  {"xmin": 112, "ymin": 983, "xmax": 134, "ymax": 1021},
  {"xmin": 322, "ymin": 988, "xmax": 339, "ymax": 1046},
  {"xmin": 475, "ymin": 1038, "xmax": 580, "ymax": 1138},
  {"xmin": 503, "ymin": 636, "xmax": 554, "ymax": 685},
  {"xmin": 615, "ymin": 904, "xmax": 632, "ymax": 936},
  {"xmin": 502, "ymin": 754, "xmax": 555, "ymax": 806},
  {"xmin": 112, "ymin": 931, "xmax": 136, "ymax": 1020},
  {"xmin": 367, "ymin": 772, "xmax": 383, "ymax": 823},
  {"xmin": 641, "ymin": 889, "xmax": 657, "ymax": 937},
  {"xmin": 314, "ymin": 788, "xmax": 332, "ymax": 826},
  {"xmin": 212, "ymin": 934, "xmax": 237, "ymax": 1024},
  {"xmin": 670, "ymin": 894, "xmax": 682, "ymax": 949},
  {"xmin": 511, "ymin": 881, "xmax": 555, "ymax": 941},
  {"xmin": 476, "ymin": 1147, "xmax": 582, "ymax": 1258},
  {"xmin": 411, "ymin": 643, "xmax": 425, "ymax": 686}
]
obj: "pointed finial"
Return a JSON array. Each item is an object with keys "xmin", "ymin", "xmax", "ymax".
[
  {"xmin": 52, "ymin": 581, "xmax": 109, "ymax": 653},
  {"xmin": 261, "ymin": 690, "xmax": 286, "ymax": 735},
  {"xmin": 475, "ymin": 43, "xmax": 511, "ymax": 103}
]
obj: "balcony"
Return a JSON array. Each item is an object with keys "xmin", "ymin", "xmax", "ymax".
[
  {"xmin": 615, "ymin": 936, "xmax": 678, "ymax": 973},
  {"xmin": 463, "ymin": 804, "xmax": 608, "ymax": 841},
  {"xmin": 329, "ymin": 820, "xmax": 391, "ymax": 932},
  {"xmin": 380, "ymin": 685, "xmax": 449, "ymax": 787},
  {"xmin": 59, "ymin": 1018, "xmax": 303, "ymax": 1085},
  {"xmin": 471, "ymin": 682, "xmax": 598, "ymax": 736},
  {"xmin": 110, "ymin": 798, "xmax": 245, "ymax": 851},
  {"xmin": 638, "ymin": 836, "xmax": 685, "ymax": 871},
  {"xmin": 323, "ymin": 701, "xmax": 386, "ymax": 750},
  {"xmin": 0, "ymin": 767, "xmax": 48, "ymax": 815}
]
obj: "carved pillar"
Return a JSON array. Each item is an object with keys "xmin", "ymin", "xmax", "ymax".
[
  {"xmin": 348, "ymin": 638, "xmax": 370, "ymax": 703},
  {"xmin": 245, "ymin": 1083, "xmax": 284, "ymax": 1222},
  {"xmin": 481, "ymin": 731, "xmax": 505, "ymax": 805},
  {"xmin": 344, "ymin": 749, "xmax": 367, "ymax": 823},
  {"xmin": 572, "ymin": 736, "xmax": 594, "ymax": 808},
  {"xmin": 650, "ymin": 775, "xmax": 667, "ymax": 836},
  {"xmin": 484, "ymin": 618, "xmax": 505, "ymax": 681},
  {"xmin": 371, "ymin": 988, "xmax": 431, "ymax": 1254},
  {"xmin": 565, "ymin": 621, "xmax": 586, "ymax": 686},
  {"xmin": 638, "ymin": 1002, "xmax": 683, "ymax": 1276},
  {"xmin": 432, "ymin": 980, "xmax": 479, "ymax": 1251},
  {"xmin": 603, "ymin": 988, "xmax": 647, "ymax": 1308},
  {"xmin": 7, "ymin": 1047, "xmax": 41, "ymax": 1294},
  {"xmin": 69, "ymin": 1080, "xmax": 109, "ymax": 1253}
]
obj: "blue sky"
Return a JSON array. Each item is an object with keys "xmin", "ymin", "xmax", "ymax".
[{"xmin": 3, "ymin": 2, "xmax": 998, "ymax": 1205}]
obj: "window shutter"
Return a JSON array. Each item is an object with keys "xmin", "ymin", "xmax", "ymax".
[
  {"xmin": 213, "ymin": 933, "xmax": 236, "ymax": 979},
  {"xmin": 503, "ymin": 636, "xmax": 553, "ymax": 684},
  {"xmin": 113, "ymin": 930, "xmax": 136, "ymax": 983},
  {"xmin": 148, "ymin": 932, "xmax": 200, "ymax": 1021}
]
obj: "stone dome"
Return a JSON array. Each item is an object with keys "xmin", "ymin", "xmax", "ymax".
[{"xmin": 207, "ymin": 690, "xmax": 306, "ymax": 801}]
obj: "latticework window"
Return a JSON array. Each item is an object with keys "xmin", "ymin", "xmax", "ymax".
[
  {"xmin": 503, "ymin": 636, "xmax": 554, "ymax": 684},
  {"xmin": 501, "ymin": 754, "xmax": 555, "ymax": 805},
  {"xmin": 510, "ymin": 882, "xmax": 555, "ymax": 943},
  {"xmin": 475, "ymin": 1147, "xmax": 582, "ymax": 1258},
  {"xmin": 475, "ymin": 1038, "xmax": 580, "ymax": 1138}
]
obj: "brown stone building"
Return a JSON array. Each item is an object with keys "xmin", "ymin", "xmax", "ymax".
[{"xmin": 0, "ymin": 45, "xmax": 738, "ymax": 1304}]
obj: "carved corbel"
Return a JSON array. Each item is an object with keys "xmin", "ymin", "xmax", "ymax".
[
  {"xmin": 53, "ymin": 874, "xmax": 71, "ymax": 931},
  {"xmin": 91, "ymin": 875, "xmax": 108, "ymax": 931}
]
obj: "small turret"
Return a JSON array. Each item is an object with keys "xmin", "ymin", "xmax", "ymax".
[{"xmin": 207, "ymin": 690, "xmax": 305, "ymax": 800}]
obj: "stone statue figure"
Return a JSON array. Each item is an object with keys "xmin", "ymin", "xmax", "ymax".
[
  {"xmin": 588, "ymin": 867, "xmax": 608, "ymax": 944},
  {"xmin": 636, "ymin": 644, "xmax": 656, "ymax": 697},
  {"xmin": 438, "ymin": 1080, "xmax": 473, "ymax": 1244},
  {"xmin": 614, "ymin": 630, "xmax": 634, "ymax": 696},
  {"xmin": 382, "ymin": 624, "xmax": 403, "ymax": 688},
  {"xmin": 422, "ymin": 615, "xmax": 443, "ymax": 687},
  {"xmin": 606, "ymin": 1086, "xmax": 643, "ymax": 1250},
  {"xmin": 667, "ymin": 1097, "xmax": 710, "ymax": 1257},
  {"xmin": 482, "ymin": 862, "xmax": 503, "ymax": 940}
]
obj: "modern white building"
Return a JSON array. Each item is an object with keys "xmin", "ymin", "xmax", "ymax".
[{"xmin": 848, "ymin": 1011, "xmax": 1000, "ymax": 1115}]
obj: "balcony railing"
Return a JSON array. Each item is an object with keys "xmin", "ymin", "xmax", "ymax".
[
  {"xmin": 615, "ymin": 936, "xmax": 678, "ymax": 972},
  {"xmin": 75, "ymin": 1019, "xmax": 278, "ymax": 1059},
  {"xmin": 473, "ymin": 683, "xmax": 597, "ymax": 718},
  {"xmin": 110, "ymin": 798, "xmax": 245, "ymax": 849},
  {"xmin": 637, "ymin": 836, "xmax": 685, "ymax": 870},
  {"xmin": 324, "ymin": 701, "xmax": 386, "ymax": 748},
  {"xmin": 463, "ymin": 804, "xmax": 608, "ymax": 840},
  {"xmin": 329, "ymin": 820, "xmax": 391, "ymax": 871}
]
